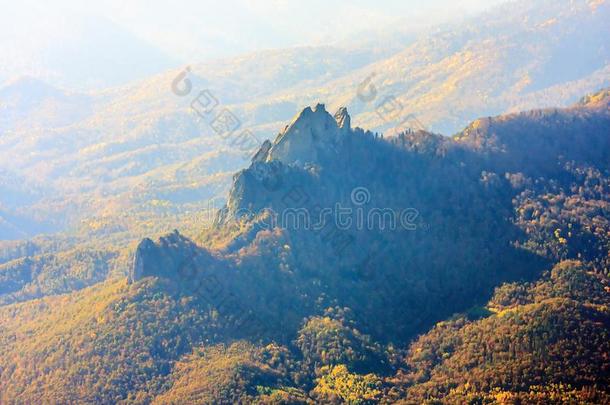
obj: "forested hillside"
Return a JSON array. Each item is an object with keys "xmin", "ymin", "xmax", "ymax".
[{"xmin": 0, "ymin": 88, "xmax": 608, "ymax": 403}]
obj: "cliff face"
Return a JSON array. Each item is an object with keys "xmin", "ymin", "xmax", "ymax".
[
  {"xmin": 218, "ymin": 104, "xmax": 380, "ymax": 226},
  {"xmin": 130, "ymin": 238, "xmax": 154, "ymax": 283},
  {"xmin": 130, "ymin": 104, "xmax": 361, "ymax": 283},
  {"xmin": 261, "ymin": 103, "xmax": 349, "ymax": 166},
  {"xmin": 129, "ymin": 230, "xmax": 211, "ymax": 283}
]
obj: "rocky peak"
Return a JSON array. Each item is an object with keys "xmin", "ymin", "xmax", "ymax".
[
  {"xmin": 219, "ymin": 103, "xmax": 355, "ymax": 226},
  {"xmin": 334, "ymin": 107, "xmax": 351, "ymax": 131},
  {"xmin": 130, "ymin": 237, "xmax": 156, "ymax": 283},
  {"xmin": 252, "ymin": 139, "xmax": 272, "ymax": 163},
  {"xmin": 129, "ymin": 230, "xmax": 206, "ymax": 283},
  {"xmin": 256, "ymin": 104, "xmax": 352, "ymax": 166}
]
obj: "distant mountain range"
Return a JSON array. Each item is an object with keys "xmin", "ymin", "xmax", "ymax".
[
  {"xmin": 1, "ymin": 0, "xmax": 609, "ymax": 243},
  {"xmin": 0, "ymin": 7, "xmax": 178, "ymax": 90}
]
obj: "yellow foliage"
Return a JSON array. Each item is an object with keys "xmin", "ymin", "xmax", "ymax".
[{"xmin": 313, "ymin": 364, "xmax": 381, "ymax": 404}]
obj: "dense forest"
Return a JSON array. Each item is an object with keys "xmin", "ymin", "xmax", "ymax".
[{"xmin": 0, "ymin": 88, "xmax": 609, "ymax": 403}]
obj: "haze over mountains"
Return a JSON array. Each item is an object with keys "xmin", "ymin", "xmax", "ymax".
[
  {"xmin": 1, "ymin": 0, "xmax": 609, "ymax": 245},
  {"xmin": 1, "ymin": 2, "xmax": 610, "ymax": 400},
  {"xmin": 0, "ymin": 5, "xmax": 177, "ymax": 90},
  {"xmin": 0, "ymin": 0, "xmax": 506, "ymax": 89},
  {"xmin": 1, "ymin": 0, "xmax": 610, "ymax": 396}
]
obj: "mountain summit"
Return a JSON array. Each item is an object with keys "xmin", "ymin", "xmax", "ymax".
[{"xmin": 262, "ymin": 103, "xmax": 352, "ymax": 166}]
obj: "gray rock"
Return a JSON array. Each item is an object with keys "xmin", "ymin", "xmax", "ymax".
[{"xmin": 266, "ymin": 104, "xmax": 351, "ymax": 166}]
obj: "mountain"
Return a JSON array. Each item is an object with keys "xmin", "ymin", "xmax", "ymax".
[
  {"xmin": 0, "ymin": 40, "xmax": 404, "ymax": 242},
  {"xmin": 0, "ymin": 77, "xmax": 93, "ymax": 132},
  {"xmin": 1, "ymin": 88, "xmax": 608, "ymax": 403},
  {"xmin": 394, "ymin": 259, "xmax": 610, "ymax": 404},
  {"xmin": 2, "ymin": 0, "xmax": 609, "ymax": 246},
  {"xmin": 131, "ymin": 89, "xmax": 609, "ymax": 342},
  {"xmin": 253, "ymin": 0, "xmax": 610, "ymax": 135},
  {"xmin": 0, "ymin": 6, "xmax": 177, "ymax": 90}
]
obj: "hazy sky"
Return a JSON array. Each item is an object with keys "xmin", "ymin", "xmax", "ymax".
[
  {"xmin": 107, "ymin": 0, "xmax": 509, "ymax": 57},
  {"xmin": 0, "ymin": 0, "xmax": 508, "ymax": 88},
  {"xmin": 3, "ymin": 0, "xmax": 508, "ymax": 59}
]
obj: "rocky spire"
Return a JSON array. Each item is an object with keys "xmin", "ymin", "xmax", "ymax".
[
  {"xmin": 251, "ymin": 139, "xmax": 272, "ymax": 163},
  {"xmin": 129, "ymin": 238, "xmax": 156, "ymax": 283},
  {"xmin": 129, "ymin": 230, "xmax": 206, "ymax": 283},
  {"xmin": 334, "ymin": 107, "xmax": 351, "ymax": 131},
  {"xmin": 263, "ymin": 104, "xmax": 352, "ymax": 165},
  {"xmin": 219, "ymin": 104, "xmax": 352, "ymax": 224}
]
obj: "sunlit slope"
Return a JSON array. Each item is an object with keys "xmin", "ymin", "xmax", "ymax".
[{"xmin": 258, "ymin": 0, "xmax": 610, "ymax": 135}]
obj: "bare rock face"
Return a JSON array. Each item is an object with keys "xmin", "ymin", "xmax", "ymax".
[
  {"xmin": 129, "ymin": 237, "xmax": 156, "ymax": 283},
  {"xmin": 133, "ymin": 104, "xmax": 357, "ymax": 271},
  {"xmin": 252, "ymin": 139, "xmax": 272, "ymax": 163},
  {"xmin": 334, "ymin": 106, "xmax": 351, "ymax": 132},
  {"xmin": 215, "ymin": 104, "xmax": 355, "ymax": 226},
  {"xmin": 264, "ymin": 104, "xmax": 351, "ymax": 166},
  {"xmin": 129, "ymin": 230, "xmax": 208, "ymax": 283}
]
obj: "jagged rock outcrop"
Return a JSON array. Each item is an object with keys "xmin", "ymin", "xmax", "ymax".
[
  {"xmin": 129, "ymin": 230, "xmax": 210, "ymax": 283},
  {"xmin": 214, "ymin": 104, "xmax": 358, "ymax": 226},
  {"xmin": 334, "ymin": 106, "xmax": 351, "ymax": 131},
  {"xmin": 129, "ymin": 238, "xmax": 155, "ymax": 283},
  {"xmin": 251, "ymin": 139, "xmax": 272, "ymax": 163},
  {"xmin": 262, "ymin": 103, "xmax": 349, "ymax": 166}
]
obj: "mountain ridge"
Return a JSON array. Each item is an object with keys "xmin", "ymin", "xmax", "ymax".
[
  {"xmin": 131, "ymin": 86, "xmax": 609, "ymax": 343},
  {"xmin": 2, "ymin": 0, "xmax": 609, "ymax": 242},
  {"xmin": 1, "ymin": 88, "xmax": 609, "ymax": 403}
]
